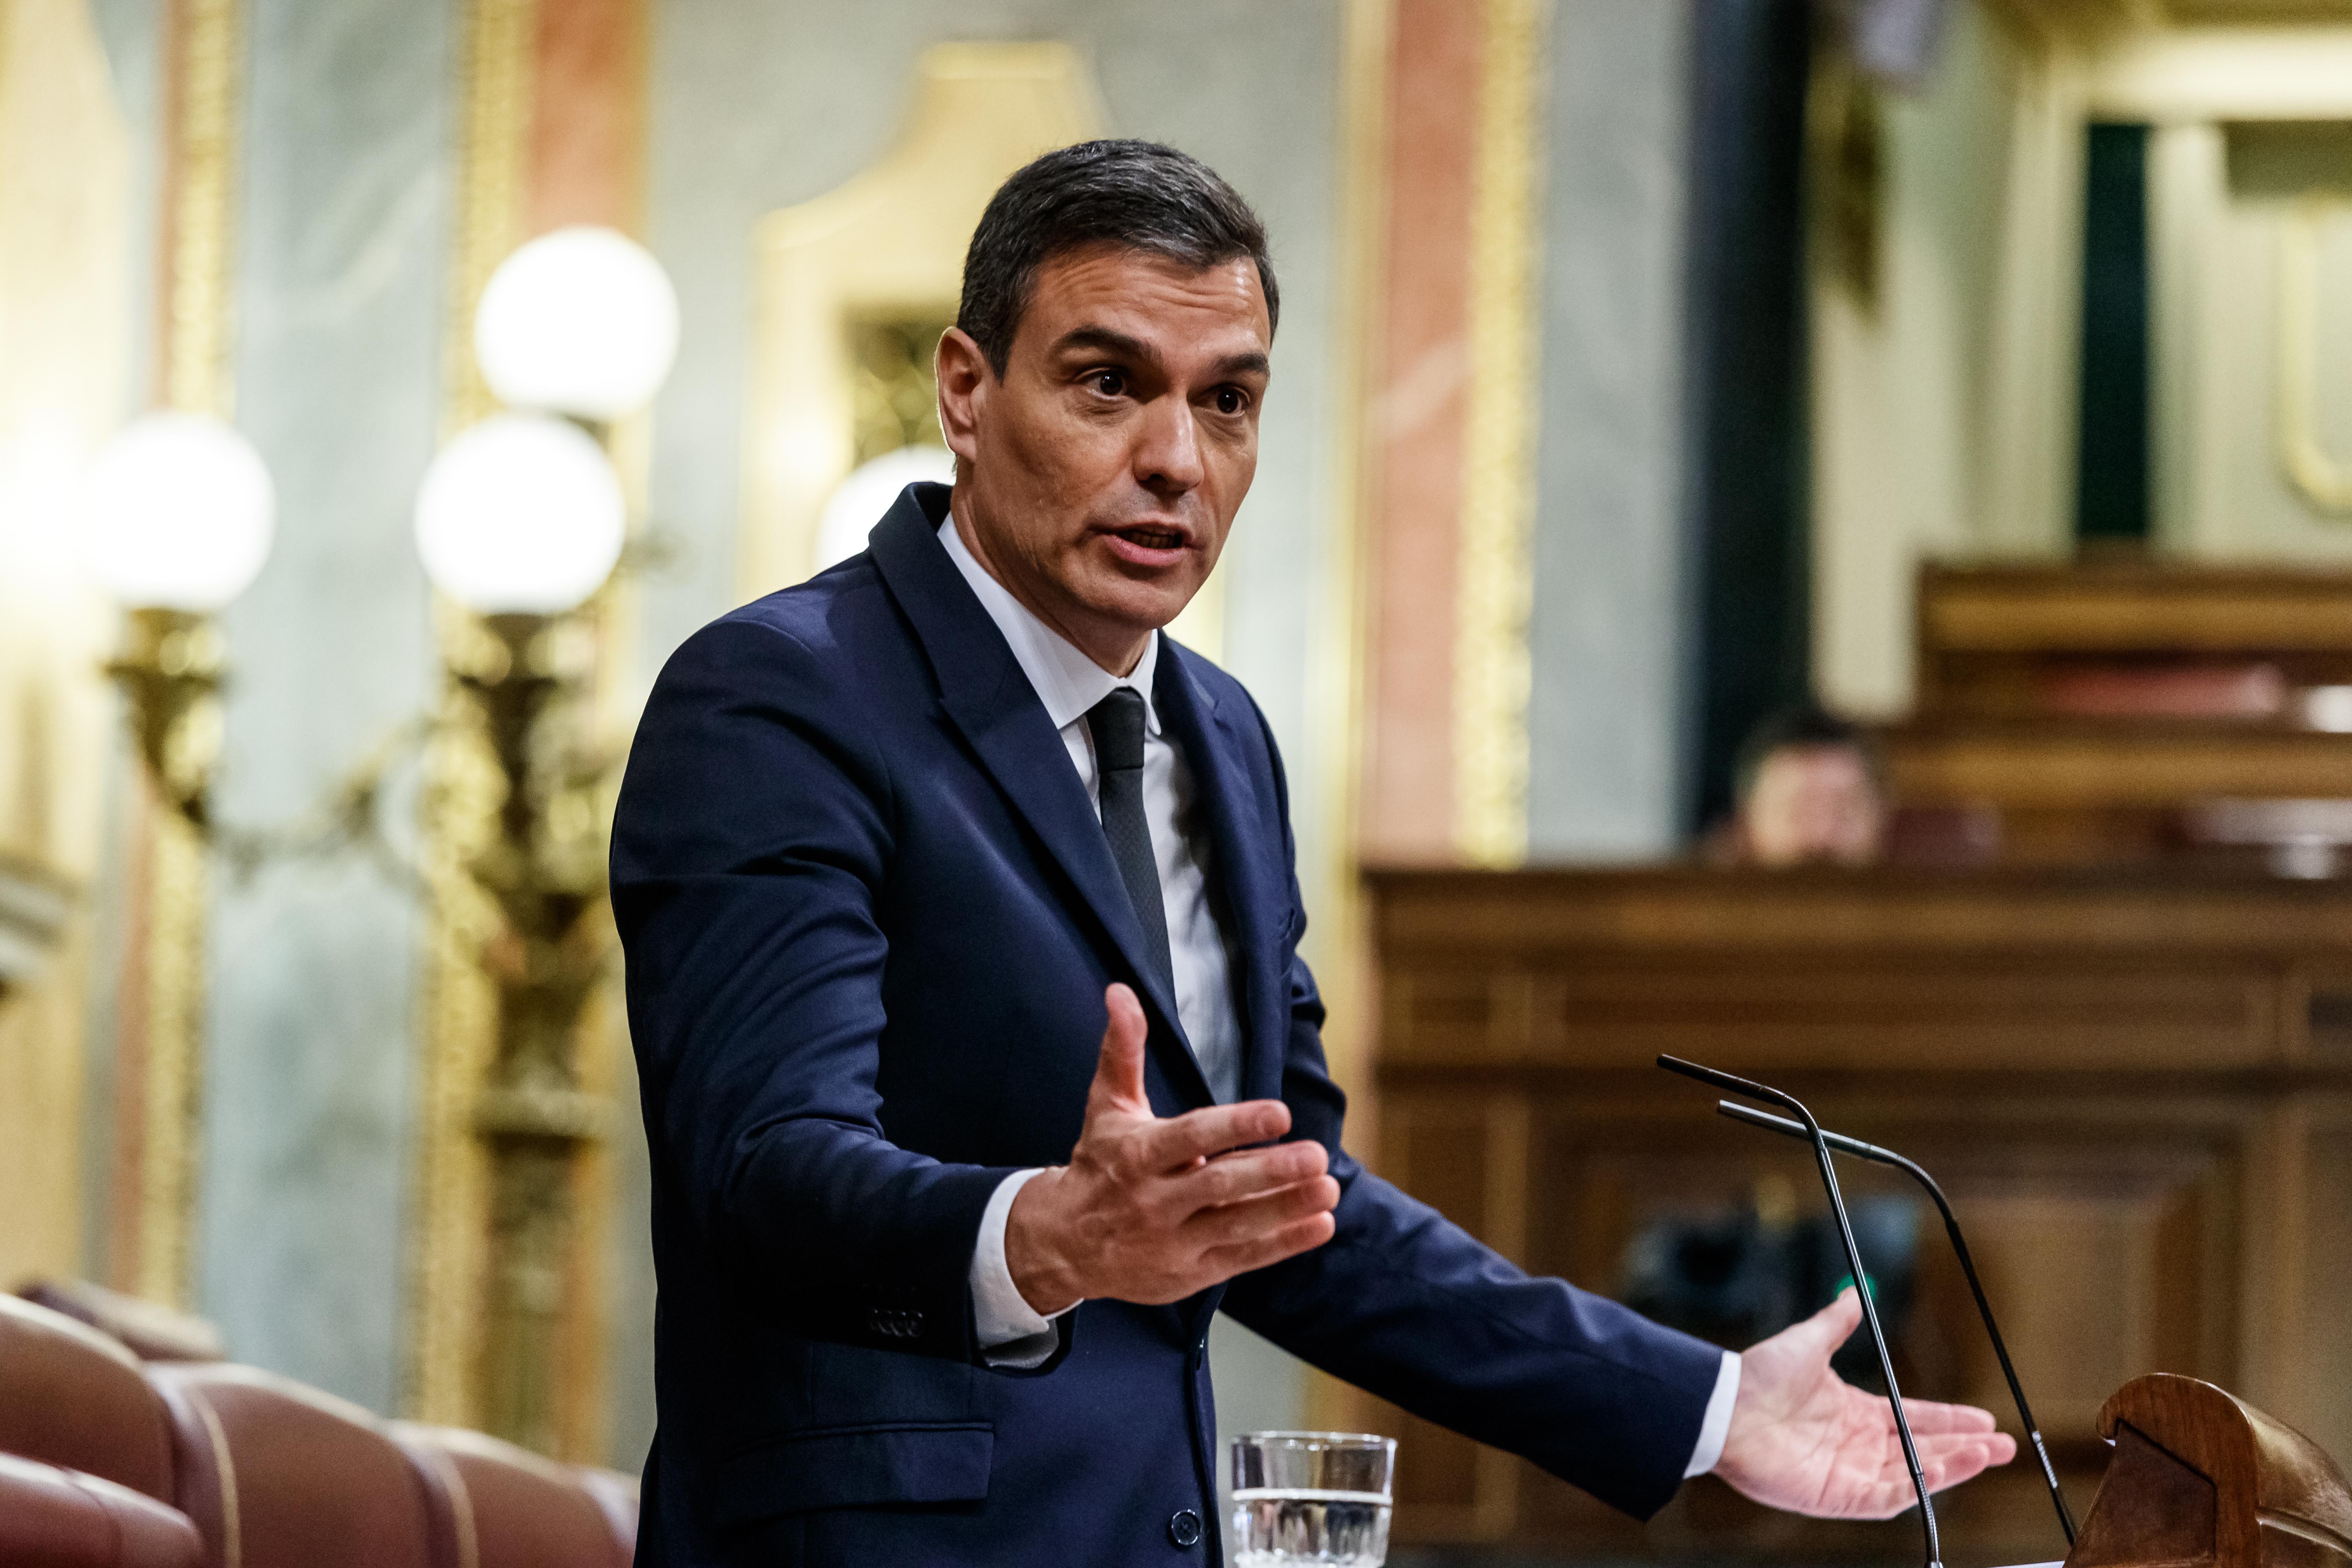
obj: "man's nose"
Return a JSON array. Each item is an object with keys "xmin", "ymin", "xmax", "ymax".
[{"xmin": 1132, "ymin": 396, "xmax": 1204, "ymax": 495}]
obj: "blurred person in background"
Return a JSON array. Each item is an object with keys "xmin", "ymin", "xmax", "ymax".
[{"xmin": 1715, "ymin": 705, "xmax": 1889, "ymax": 867}]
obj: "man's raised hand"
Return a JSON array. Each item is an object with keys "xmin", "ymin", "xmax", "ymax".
[
  {"xmin": 1004, "ymin": 984, "xmax": 1340, "ymax": 1315},
  {"xmin": 1714, "ymin": 1287, "xmax": 2016, "ymax": 1518}
]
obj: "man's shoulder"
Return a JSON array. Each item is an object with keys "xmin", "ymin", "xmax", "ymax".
[
  {"xmin": 710, "ymin": 555, "xmax": 891, "ymax": 652},
  {"xmin": 659, "ymin": 555, "xmax": 910, "ymax": 680}
]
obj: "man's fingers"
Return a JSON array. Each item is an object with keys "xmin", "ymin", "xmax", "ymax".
[
  {"xmin": 1804, "ymin": 1285, "xmax": 1864, "ymax": 1348},
  {"xmin": 1918, "ymin": 1434, "xmax": 2014, "ymax": 1495},
  {"xmin": 1744, "ymin": 1285, "xmax": 1864, "ymax": 1374},
  {"xmin": 1084, "ymin": 984, "xmax": 1152, "ymax": 1120},
  {"xmin": 1842, "ymin": 1434, "xmax": 2012, "ymax": 1518},
  {"xmin": 1163, "ymin": 1139, "xmax": 1328, "ymax": 1212},
  {"xmin": 1181, "ymin": 1174, "xmax": 1341, "ymax": 1249},
  {"xmin": 1197, "ymin": 1210, "xmax": 1338, "ymax": 1278},
  {"xmin": 1894, "ymin": 1397, "xmax": 2003, "ymax": 1436},
  {"xmin": 1133, "ymin": 1097, "xmax": 1293, "ymax": 1173}
]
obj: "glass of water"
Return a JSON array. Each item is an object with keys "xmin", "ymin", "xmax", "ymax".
[{"xmin": 1230, "ymin": 1430, "xmax": 1396, "ymax": 1567}]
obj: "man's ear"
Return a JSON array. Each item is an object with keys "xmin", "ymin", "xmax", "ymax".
[{"xmin": 935, "ymin": 326, "xmax": 991, "ymax": 466}]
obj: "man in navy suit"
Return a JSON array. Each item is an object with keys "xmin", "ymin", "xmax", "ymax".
[{"xmin": 612, "ymin": 140, "xmax": 2013, "ymax": 1565}]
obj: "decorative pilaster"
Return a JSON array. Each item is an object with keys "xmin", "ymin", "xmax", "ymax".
[
  {"xmin": 1451, "ymin": 0, "xmax": 1548, "ymax": 868},
  {"xmin": 111, "ymin": 0, "xmax": 247, "ymax": 1309}
]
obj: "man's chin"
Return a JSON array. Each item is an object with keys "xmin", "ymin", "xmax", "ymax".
[{"xmin": 1069, "ymin": 573, "xmax": 1200, "ymax": 637}]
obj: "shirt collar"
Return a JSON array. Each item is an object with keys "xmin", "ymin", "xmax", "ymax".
[{"xmin": 938, "ymin": 513, "xmax": 1160, "ymax": 736}]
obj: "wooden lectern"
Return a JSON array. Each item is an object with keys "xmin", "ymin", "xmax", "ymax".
[{"xmin": 2066, "ymin": 1376, "xmax": 2352, "ymax": 1568}]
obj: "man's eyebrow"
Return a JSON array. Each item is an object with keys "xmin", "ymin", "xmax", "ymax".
[
  {"xmin": 1052, "ymin": 325, "xmax": 1157, "ymax": 363},
  {"xmin": 1050, "ymin": 327, "xmax": 1269, "ymax": 382}
]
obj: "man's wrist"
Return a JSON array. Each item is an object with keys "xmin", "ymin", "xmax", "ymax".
[
  {"xmin": 1689, "ymin": 1349, "xmax": 1742, "ymax": 1478},
  {"xmin": 1004, "ymin": 1165, "xmax": 1083, "ymax": 1318}
]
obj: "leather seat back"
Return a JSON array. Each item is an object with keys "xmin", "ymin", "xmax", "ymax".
[
  {"xmin": 0, "ymin": 1452, "xmax": 205, "ymax": 1568},
  {"xmin": 16, "ymin": 1281, "xmax": 227, "ymax": 1364},
  {"xmin": 148, "ymin": 1364, "xmax": 438, "ymax": 1568},
  {"xmin": 391, "ymin": 1424, "xmax": 633, "ymax": 1568},
  {"xmin": 0, "ymin": 1295, "xmax": 176, "ymax": 1501}
]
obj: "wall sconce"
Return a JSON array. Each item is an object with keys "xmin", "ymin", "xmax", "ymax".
[
  {"xmin": 79, "ymin": 409, "xmax": 275, "ymax": 1306},
  {"xmin": 82, "ymin": 410, "xmax": 277, "ymax": 829},
  {"xmin": 424, "ymin": 225, "xmax": 675, "ymax": 1453}
]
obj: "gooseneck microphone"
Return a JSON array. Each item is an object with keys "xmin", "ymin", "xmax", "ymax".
[
  {"xmin": 1713, "ymin": 1099, "xmax": 2077, "ymax": 1547},
  {"xmin": 1657, "ymin": 1055, "xmax": 1942, "ymax": 1568}
]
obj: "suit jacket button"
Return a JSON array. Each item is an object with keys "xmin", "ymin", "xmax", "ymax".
[
  {"xmin": 901, "ymin": 1309, "xmax": 924, "ymax": 1336},
  {"xmin": 1167, "ymin": 1508, "xmax": 1202, "ymax": 1548}
]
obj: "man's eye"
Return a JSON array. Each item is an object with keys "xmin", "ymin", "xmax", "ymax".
[
  {"xmin": 1089, "ymin": 370, "xmax": 1126, "ymax": 397},
  {"xmin": 1214, "ymin": 387, "xmax": 1247, "ymax": 415}
]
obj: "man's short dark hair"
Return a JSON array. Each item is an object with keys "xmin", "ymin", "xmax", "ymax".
[
  {"xmin": 957, "ymin": 139, "xmax": 1279, "ymax": 377},
  {"xmin": 1732, "ymin": 704, "xmax": 1884, "ymax": 804}
]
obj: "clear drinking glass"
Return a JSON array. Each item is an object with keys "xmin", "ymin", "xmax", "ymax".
[{"xmin": 1230, "ymin": 1430, "xmax": 1396, "ymax": 1567}]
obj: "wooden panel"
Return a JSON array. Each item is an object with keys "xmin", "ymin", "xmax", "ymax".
[
  {"xmin": 1886, "ymin": 723, "xmax": 2352, "ymax": 808},
  {"xmin": 1374, "ymin": 869, "xmax": 2352, "ymax": 959},
  {"xmin": 1536, "ymin": 966, "xmax": 2267, "ymax": 1072},
  {"xmin": 1920, "ymin": 564, "xmax": 2352, "ymax": 657},
  {"xmin": 1388, "ymin": 963, "xmax": 2274, "ymax": 1072},
  {"xmin": 1363, "ymin": 867, "xmax": 2350, "ymax": 1564},
  {"xmin": 2297, "ymin": 1120, "xmax": 2352, "ymax": 1465},
  {"xmin": 1899, "ymin": 567, "xmax": 2352, "ymax": 873}
]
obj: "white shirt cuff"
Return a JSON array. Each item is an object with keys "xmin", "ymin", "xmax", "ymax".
[
  {"xmin": 969, "ymin": 1168, "xmax": 1075, "ymax": 1368},
  {"xmin": 1685, "ymin": 1349, "xmax": 1742, "ymax": 1477}
]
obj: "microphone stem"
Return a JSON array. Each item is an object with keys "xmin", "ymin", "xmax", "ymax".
[
  {"xmin": 1809, "ymin": 1134, "xmax": 1943, "ymax": 1568},
  {"xmin": 1658, "ymin": 1058, "xmax": 1941, "ymax": 1568},
  {"xmin": 1715, "ymin": 1102, "xmax": 2078, "ymax": 1548}
]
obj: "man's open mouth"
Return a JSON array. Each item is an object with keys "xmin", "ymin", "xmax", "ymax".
[{"xmin": 1111, "ymin": 524, "xmax": 1187, "ymax": 551}]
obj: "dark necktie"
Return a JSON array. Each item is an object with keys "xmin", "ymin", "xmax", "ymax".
[{"xmin": 1085, "ymin": 687, "xmax": 1176, "ymax": 1000}]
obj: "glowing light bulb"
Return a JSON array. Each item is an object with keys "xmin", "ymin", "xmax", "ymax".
[
  {"xmin": 414, "ymin": 413, "xmax": 626, "ymax": 613},
  {"xmin": 474, "ymin": 226, "xmax": 680, "ymax": 420},
  {"xmin": 81, "ymin": 411, "xmax": 276, "ymax": 611}
]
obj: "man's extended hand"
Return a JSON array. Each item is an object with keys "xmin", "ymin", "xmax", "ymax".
[
  {"xmin": 1005, "ymin": 984, "xmax": 1340, "ymax": 1314},
  {"xmin": 1715, "ymin": 1288, "xmax": 2017, "ymax": 1517}
]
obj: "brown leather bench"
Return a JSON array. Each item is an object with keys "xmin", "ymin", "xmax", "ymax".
[
  {"xmin": 0, "ymin": 1292, "xmax": 637, "ymax": 1568},
  {"xmin": 148, "ymin": 1363, "xmax": 441, "ymax": 1568},
  {"xmin": 394, "ymin": 1424, "xmax": 635, "ymax": 1568},
  {"xmin": 0, "ymin": 1296, "xmax": 178, "ymax": 1503},
  {"xmin": 0, "ymin": 1454, "xmax": 203, "ymax": 1568}
]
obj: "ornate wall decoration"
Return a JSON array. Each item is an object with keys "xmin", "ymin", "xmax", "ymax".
[
  {"xmin": 406, "ymin": 0, "xmax": 535, "ymax": 1434},
  {"xmin": 1451, "ymin": 0, "xmax": 1548, "ymax": 868},
  {"xmin": 410, "ymin": 0, "xmax": 652, "ymax": 1461},
  {"xmin": 106, "ymin": 0, "xmax": 247, "ymax": 1309},
  {"xmin": 850, "ymin": 312, "xmax": 955, "ymax": 465}
]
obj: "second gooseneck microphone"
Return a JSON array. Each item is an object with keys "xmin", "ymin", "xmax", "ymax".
[
  {"xmin": 1714, "ymin": 1098, "xmax": 2077, "ymax": 1547},
  {"xmin": 1657, "ymin": 1054, "xmax": 1942, "ymax": 1568}
]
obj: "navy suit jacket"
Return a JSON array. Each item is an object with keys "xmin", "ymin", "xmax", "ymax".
[{"xmin": 612, "ymin": 484, "xmax": 1724, "ymax": 1565}]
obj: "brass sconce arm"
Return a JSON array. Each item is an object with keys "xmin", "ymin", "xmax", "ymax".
[{"xmin": 106, "ymin": 609, "xmax": 227, "ymax": 831}]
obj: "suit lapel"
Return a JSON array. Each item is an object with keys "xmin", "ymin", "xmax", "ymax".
[
  {"xmin": 866, "ymin": 486, "xmax": 1212, "ymax": 1109},
  {"xmin": 1152, "ymin": 643, "xmax": 1290, "ymax": 1107}
]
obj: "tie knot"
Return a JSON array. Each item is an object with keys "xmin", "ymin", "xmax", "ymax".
[{"xmin": 1086, "ymin": 687, "xmax": 1148, "ymax": 772}]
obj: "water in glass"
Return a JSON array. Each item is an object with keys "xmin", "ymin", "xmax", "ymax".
[{"xmin": 1230, "ymin": 1432, "xmax": 1396, "ymax": 1568}]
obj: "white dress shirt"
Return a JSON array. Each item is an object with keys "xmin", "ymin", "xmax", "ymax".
[{"xmin": 935, "ymin": 514, "xmax": 1740, "ymax": 1472}]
